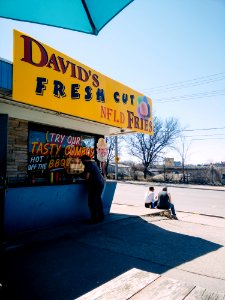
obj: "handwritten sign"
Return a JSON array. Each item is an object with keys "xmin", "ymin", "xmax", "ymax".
[{"xmin": 28, "ymin": 126, "xmax": 94, "ymax": 174}]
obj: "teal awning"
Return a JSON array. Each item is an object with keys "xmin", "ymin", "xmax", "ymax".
[{"xmin": 0, "ymin": 0, "xmax": 134, "ymax": 35}]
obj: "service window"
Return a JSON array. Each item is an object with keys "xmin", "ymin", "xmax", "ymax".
[{"xmin": 27, "ymin": 123, "xmax": 96, "ymax": 185}]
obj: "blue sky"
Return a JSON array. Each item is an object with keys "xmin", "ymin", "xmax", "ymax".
[{"xmin": 1, "ymin": 0, "xmax": 225, "ymax": 164}]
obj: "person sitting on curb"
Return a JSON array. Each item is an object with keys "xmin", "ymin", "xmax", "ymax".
[
  {"xmin": 156, "ymin": 186, "xmax": 178, "ymax": 219},
  {"xmin": 144, "ymin": 186, "xmax": 157, "ymax": 209}
]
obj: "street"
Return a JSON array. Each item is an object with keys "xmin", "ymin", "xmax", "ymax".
[{"xmin": 112, "ymin": 182, "xmax": 225, "ymax": 218}]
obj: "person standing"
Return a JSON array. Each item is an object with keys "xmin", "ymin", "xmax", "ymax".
[
  {"xmin": 144, "ymin": 186, "xmax": 157, "ymax": 209},
  {"xmin": 157, "ymin": 187, "xmax": 178, "ymax": 219},
  {"xmin": 80, "ymin": 155, "xmax": 105, "ymax": 224}
]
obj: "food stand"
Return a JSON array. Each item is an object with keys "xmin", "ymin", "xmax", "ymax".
[{"xmin": 0, "ymin": 30, "xmax": 153, "ymax": 238}]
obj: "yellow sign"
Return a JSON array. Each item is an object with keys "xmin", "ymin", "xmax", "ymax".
[
  {"xmin": 164, "ymin": 158, "xmax": 174, "ymax": 168},
  {"xmin": 13, "ymin": 30, "xmax": 153, "ymax": 134},
  {"xmin": 115, "ymin": 156, "xmax": 120, "ymax": 163}
]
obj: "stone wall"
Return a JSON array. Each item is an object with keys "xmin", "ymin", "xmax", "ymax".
[{"xmin": 7, "ymin": 117, "xmax": 28, "ymax": 183}]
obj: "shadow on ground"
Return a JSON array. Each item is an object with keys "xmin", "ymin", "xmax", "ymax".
[{"xmin": 0, "ymin": 214, "xmax": 222, "ymax": 299}]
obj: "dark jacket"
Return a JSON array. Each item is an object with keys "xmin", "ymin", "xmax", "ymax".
[
  {"xmin": 157, "ymin": 191, "xmax": 170, "ymax": 209},
  {"xmin": 83, "ymin": 161, "xmax": 105, "ymax": 188}
]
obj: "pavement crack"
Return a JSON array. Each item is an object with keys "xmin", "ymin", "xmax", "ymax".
[
  {"xmin": 176, "ymin": 267, "xmax": 225, "ymax": 282},
  {"xmin": 177, "ymin": 210, "xmax": 225, "ymax": 220}
]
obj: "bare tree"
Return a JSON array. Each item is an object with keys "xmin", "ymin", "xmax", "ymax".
[
  {"xmin": 105, "ymin": 136, "xmax": 122, "ymax": 174},
  {"xmin": 123, "ymin": 116, "xmax": 180, "ymax": 178},
  {"xmin": 172, "ymin": 136, "xmax": 192, "ymax": 183},
  {"xmin": 209, "ymin": 163, "xmax": 221, "ymax": 185}
]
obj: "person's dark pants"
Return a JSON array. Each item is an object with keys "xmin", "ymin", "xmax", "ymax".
[
  {"xmin": 145, "ymin": 202, "xmax": 157, "ymax": 209},
  {"xmin": 156, "ymin": 202, "xmax": 176, "ymax": 216},
  {"xmin": 88, "ymin": 183, "xmax": 104, "ymax": 221}
]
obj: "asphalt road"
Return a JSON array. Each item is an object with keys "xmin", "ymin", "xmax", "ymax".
[{"xmin": 113, "ymin": 182, "xmax": 225, "ymax": 218}]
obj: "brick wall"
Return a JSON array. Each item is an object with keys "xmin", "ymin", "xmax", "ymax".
[{"xmin": 7, "ymin": 117, "xmax": 28, "ymax": 183}]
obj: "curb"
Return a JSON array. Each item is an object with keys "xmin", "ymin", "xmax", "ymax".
[{"xmin": 118, "ymin": 181, "xmax": 225, "ymax": 192}]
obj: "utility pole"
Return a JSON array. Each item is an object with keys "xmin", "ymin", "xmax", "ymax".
[
  {"xmin": 210, "ymin": 164, "xmax": 215, "ymax": 185},
  {"xmin": 115, "ymin": 136, "xmax": 118, "ymax": 180}
]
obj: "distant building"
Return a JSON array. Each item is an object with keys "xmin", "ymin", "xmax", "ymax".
[
  {"xmin": 164, "ymin": 158, "xmax": 174, "ymax": 168},
  {"xmin": 107, "ymin": 163, "xmax": 131, "ymax": 178},
  {"xmin": 174, "ymin": 161, "xmax": 182, "ymax": 167}
]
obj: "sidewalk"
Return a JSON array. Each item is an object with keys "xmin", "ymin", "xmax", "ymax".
[
  {"xmin": 1, "ymin": 205, "xmax": 162, "ymax": 250},
  {"xmin": 1, "ymin": 202, "xmax": 225, "ymax": 299}
]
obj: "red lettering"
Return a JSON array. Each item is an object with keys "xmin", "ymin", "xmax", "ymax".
[
  {"xmin": 49, "ymin": 144, "xmax": 57, "ymax": 156},
  {"xmin": 70, "ymin": 63, "xmax": 77, "ymax": 78},
  {"xmin": 107, "ymin": 108, "xmax": 113, "ymax": 120},
  {"xmin": 149, "ymin": 121, "xmax": 153, "ymax": 132},
  {"xmin": 65, "ymin": 145, "xmax": 71, "ymax": 157},
  {"xmin": 20, "ymin": 35, "xmax": 100, "ymax": 88},
  {"xmin": 92, "ymin": 74, "xmax": 99, "ymax": 87},
  {"xmin": 32, "ymin": 141, "xmax": 39, "ymax": 154},
  {"xmin": 113, "ymin": 110, "xmax": 118, "ymax": 122},
  {"xmin": 21, "ymin": 35, "xmax": 48, "ymax": 67},
  {"xmin": 46, "ymin": 53, "xmax": 60, "ymax": 71},
  {"xmin": 58, "ymin": 57, "xmax": 70, "ymax": 74},
  {"xmin": 77, "ymin": 66, "xmax": 89, "ymax": 82},
  {"xmin": 101, "ymin": 106, "xmax": 107, "ymax": 118},
  {"xmin": 43, "ymin": 143, "xmax": 50, "ymax": 156},
  {"xmin": 134, "ymin": 116, "xmax": 140, "ymax": 129},
  {"xmin": 36, "ymin": 143, "xmax": 43, "ymax": 155},
  {"xmin": 120, "ymin": 112, "xmax": 125, "ymax": 124},
  {"xmin": 127, "ymin": 110, "xmax": 134, "ymax": 129},
  {"xmin": 55, "ymin": 145, "xmax": 62, "ymax": 156}
]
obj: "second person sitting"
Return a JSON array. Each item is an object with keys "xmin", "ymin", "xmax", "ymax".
[{"xmin": 144, "ymin": 186, "xmax": 157, "ymax": 209}]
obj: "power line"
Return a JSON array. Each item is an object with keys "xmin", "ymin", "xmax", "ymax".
[
  {"xmin": 184, "ymin": 133, "xmax": 225, "ymax": 138},
  {"xmin": 147, "ymin": 72, "xmax": 225, "ymax": 90},
  {"xmin": 142, "ymin": 72, "xmax": 225, "ymax": 93},
  {"xmin": 182, "ymin": 126, "xmax": 225, "ymax": 132},
  {"xmin": 191, "ymin": 138, "xmax": 225, "ymax": 140},
  {"xmin": 155, "ymin": 89, "xmax": 225, "ymax": 103},
  {"xmin": 146, "ymin": 77, "xmax": 225, "ymax": 94},
  {"xmin": 158, "ymin": 127, "xmax": 225, "ymax": 134}
]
